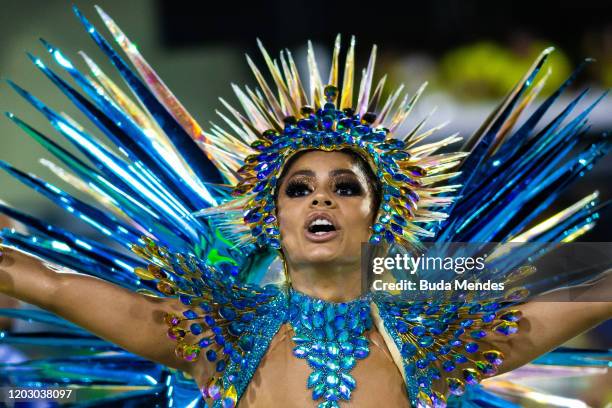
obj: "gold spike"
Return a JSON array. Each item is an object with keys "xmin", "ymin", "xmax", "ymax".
[
  {"xmin": 307, "ymin": 40, "xmax": 324, "ymax": 108},
  {"xmin": 561, "ymin": 223, "xmax": 595, "ymax": 242},
  {"xmin": 509, "ymin": 192, "xmax": 599, "ymax": 242},
  {"xmin": 231, "ymin": 84, "xmax": 277, "ymax": 131},
  {"xmin": 389, "ymin": 82, "xmax": 428, "ymax": 133},
  {"xmin": 404, "ymin": 120, "xmax": 449, "ymax": 148},
  {"xmin": 463, "ymin": 47, "xmax": 554, "ymax": 151},
  {"xmin": 217, "ymin": 98, "xmax": 259, "ymax": 142},
  {"xmin": 279, "ymin": 50, "xmax": 300, "ymax": 110},
  {"xmin": 256, "ymin": 39, "xmax": 298, "ymax": 116},
  {"xmin": 340, "ymin": 36, "xmax": 356, "ymax": 110},
  {"xmin": 377, "ymin": 84, "xmax": 405, "ymax": 126},
  {"xmin": 402, "ymin": 107, "xmax": 438, "ymax": 142},
  {"xmin": 368, "ymin": 74, "xmax": 387, "ymax": 118},
  {"xmin": 245, "ymin": 54, "xmax": 285, "ymax": 121},
  {"xmin": 419, "ymin": 171, "xmax": 462, "ymax": 186},
  {"xmin": 409, "ymin": 134, "xmax": 462, "ymax": 157},
  {"xmin": 356, "ymin": 44, "xmax": 377, "ymax": 116},
  {"xmin": 328, "ymin": 34, "xmax": 341, "ymax": 87},
  {"xmin": 286, "ymin": 50, "xmax": 308, "ymax": 107},
  {"xmin": 490, "ymin": 67, "xmax": 552, "ymax": 156},
  {"xmin": 244, "ymin": 85, "xmax": 284, "ymax": 130}
]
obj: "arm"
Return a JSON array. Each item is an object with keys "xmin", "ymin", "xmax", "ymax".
[
  {"xmin": 485, "ymin": 273, "xmax": 612, "ymax": 375},
  {"xmin": 0, "ymin": 245, "xmax": 208, "ymax": 376}
]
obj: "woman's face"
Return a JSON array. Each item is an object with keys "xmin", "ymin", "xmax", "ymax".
[{"xmin": 276, "ymin": 150, "xmax": 377, "ymax": 268}]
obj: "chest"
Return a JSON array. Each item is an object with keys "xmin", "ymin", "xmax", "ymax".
[{"xmin": 237, "ymin": 324, "xmax": 410, "ymax": 408}]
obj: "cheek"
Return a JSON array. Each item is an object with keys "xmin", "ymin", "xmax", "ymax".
[{"xmin": 345, "ymin": 197, "xmax": 374, "ymax": 239}]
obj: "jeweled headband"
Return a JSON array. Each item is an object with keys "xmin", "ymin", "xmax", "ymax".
[{"xmin": 193, "ymin": 36, "xmax": 464, "ymax": 253}]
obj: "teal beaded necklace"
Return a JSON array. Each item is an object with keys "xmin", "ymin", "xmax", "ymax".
[{"xmin": 287, "ymin": 287, "xmax": 373, "ymax": 408}]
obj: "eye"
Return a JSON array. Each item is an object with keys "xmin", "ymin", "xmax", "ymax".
[
  {"xmin": 334, "ymin": 180, "xmax": 364, "ymax": 196},
  {"xmin": 285, "ymin": 180, "xmax": 313, "ymax": 197}
]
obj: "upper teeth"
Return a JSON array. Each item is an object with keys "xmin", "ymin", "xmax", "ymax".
[{"xmin": 310, "ymin": 218, "xmax": 332, "ymax": 227}]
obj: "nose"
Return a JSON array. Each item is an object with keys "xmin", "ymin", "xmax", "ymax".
[
  {"xmin": 311, "ymin": 198, "xmax": 333, "ymax": 206},
  {"xmin": 310, "ymin": 191, "xmax": 335, "ymax": 208}
]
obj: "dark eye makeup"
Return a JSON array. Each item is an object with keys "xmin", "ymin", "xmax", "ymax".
[
  {"xmin": 285, "ymin": 178, "xmax": 313, "ymax": 197},
  {"xmin": 283, "ymin": 173, "xmax": 365, "ymax": 198}
]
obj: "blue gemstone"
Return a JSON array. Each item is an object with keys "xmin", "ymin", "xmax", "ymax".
[
  {"xmin": 369, "ymin": 234, "xmax": 382, "ymax": 244},
  {"xmin": 438, "ymin": 345, "xmax": 451, "ymax": 355},
  {"xmin": 372, "ymin": 223, "xmax": 384, "ymax": 233},
  {"xmin": 340, "ymin": 373, "xmax": 356, "ymax": 390},
  {"xmin": 442, "ymin": 360, "xmax": 455, "ymax": 372},
  {"xmin": 198, "ymin": 338, "xmax": 211, "ymax": 347},
  {"xmin": 308, "ymin": 355, "xmax": 325, "ymax": 369},
  {"xmin": 418, "ymin": 336, "xmax": 434, "ymax": 347},
  {"xmin": 396, "ymin": 321, "xmax": 408, "ymax": 333},
  {"xmin": 384, "ymin": 230, "xmax": 395, "ymax": 243},
  {"xmin": 354, "ymin": 346, "xmax": 369, "ymax": 359},
  {"xmin": 312, "ymin": 383, "xmax": 326, "ymax": 400},
  {"xmin": 190, "ymin": 323, "xmax": 203, "ymax": 335},
  {"xmin": 308, "ymin": 371, "xmax": 322, "ymax": 388},
  {"xmin": 470, "ymin": 330, "xmax": 486, "ymax": 339},
  {"xmin": 311, "ymin": 342, "xmax": 325, "ymax": 353},
  {"xmin": 465, "ymin": 342, "xmax": 479, "ymax": 353},
  {"xmin": 416, "ymin": 358, "xmax": 429, "ymax": 369},
  {"xmin": 338, "ymin": 384, "xmax": 351, "ymax": 400},
  {"xmin": 313, "ymin": 312, "xmax": 325, "ymax": 328},
  {"xmin": 206, "ymin": 349, "xmax": 217, "ymax": 362},
  {"xmin": 401, "ymin": 343, "xmax": 417, "ymax": 358},
  {"xmin": 454, "ymin": 353, "xmax": 468, "ymax": 363},
  {"xmin": 340, "ymin": 342, "xmax": 354, "ymax": 354},
  {"xmin": 183, "ymin": 310, "xmax": 198, "ymax": 319},
  {"xmin": 334, "ymin": 316, "xmax": 346, "ymax": 330},
  {"xmin": 216, "ymin": 359, "xmax": 226, "ymax": 372},
  {"xmin": 411, "ymin": 325, "xmax": 426, "ymax": 337}
]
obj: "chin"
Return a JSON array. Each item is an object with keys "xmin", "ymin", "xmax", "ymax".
[{"xmin": 302, "ymin": 243, "xmax": 343, "ymax": 264}]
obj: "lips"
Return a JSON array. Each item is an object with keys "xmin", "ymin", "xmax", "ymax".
[{"xmin": 304, "ymin": 212, "xmax": 340, "ymax": 243}]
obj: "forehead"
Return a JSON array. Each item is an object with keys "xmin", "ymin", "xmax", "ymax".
[{"xmin": 284, "ymin": 151, "xmax": 359, "ymax": 174}]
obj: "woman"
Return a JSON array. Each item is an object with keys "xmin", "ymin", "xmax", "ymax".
[{"xmin": 0, "ymin": 6, "xmax": 611, "ymax": 408}]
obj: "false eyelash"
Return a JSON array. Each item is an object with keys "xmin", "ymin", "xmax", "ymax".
[
  {"xmin": 285, "ymin": 179, "xmax": 313, "ymax": 197},
  {"xmin": 333, "ymin": 176, "xmax": 365, "ymax": 195}
]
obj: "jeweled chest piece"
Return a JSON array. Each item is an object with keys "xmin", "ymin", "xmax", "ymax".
[{"xmin": 287, "ymin": 287, "xmax": 373, "ymax": 408}]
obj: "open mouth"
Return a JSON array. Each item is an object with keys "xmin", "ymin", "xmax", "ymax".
[
  {"xmin": 307, "ymin": 219, "xmax": 337, "ymax": 235},
  {"xmin": 304, "ymin": 213, "xmax": 339, "ymax": 242}
]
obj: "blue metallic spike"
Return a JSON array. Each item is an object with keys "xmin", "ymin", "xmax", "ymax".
[
  {"xmin": 435, "ymin": 51, "xmax": 553, "ymax": 241},
  {"xmin": 445, "ymin": 90, "xmax": 605, "ymax": 242},
  {"xmin": 0, "ymin": 231, "xmax": 153, "ymax": 291},
  {"xmin": 0, "ymin": 308, "xmax": 88, "ymax": 332},
  {"xmin": 6, "ymin": 78, "xmax": 190, "ymax": 216},
  {"xmin": 0, "ymin": 203, "xmax": 147, "ymax": 272},
  {"xmin": 36, "ymin": 42, "xmax": 216, "ymax": 209},
  {"xmin": 7, "ymin": 111, "xmax": 194, "ymax": 247},
  {"xmin": 0, "ymin": 161, "xmax": 142, "ymax": 245},
  {"xmin": 486, "ymin": 140, "xmax": 607, "ymax": 244},
  {"xmin": 6, "ymin": 81, "xmax": 201, "ymax": 244},
  {"xmin": 0, "ymin": 332, "xmax": 117, "ymax": 350},
  {"xmin": 533, "ymin": 347, "xmax": 612, "ymax": 367},
  {"xmin": 485, "ymin": 59, "xmax": 593, "ymax": 171},
  {"xmin": 456, "ymin": 125, "xmax": 584, "ymax": 242},
  {"xmin": 72, "ymin": 6, "xmax": 224, "ymax": 188}
]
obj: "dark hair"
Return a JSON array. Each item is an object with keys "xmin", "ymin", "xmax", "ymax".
[{"xmin": 273, "ymin": 149, "xmax": 382, "ymax": 221}]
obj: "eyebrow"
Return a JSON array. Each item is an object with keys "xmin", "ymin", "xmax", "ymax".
[{"xmin": 287, "ymin": 168, "xmax": 357, "ymax": 178}]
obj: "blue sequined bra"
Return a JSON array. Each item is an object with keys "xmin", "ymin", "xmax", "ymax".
[{"xmin": 135, "ymin": 238, "xmax": 524, "ymax": 408}]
